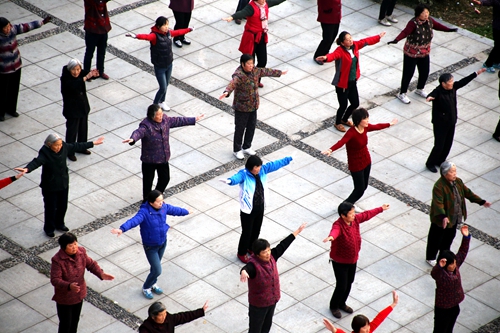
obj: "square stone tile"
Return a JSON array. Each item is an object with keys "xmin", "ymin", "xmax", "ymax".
[
  {"xmin": 456, "ymin": 294, "xmax": 500, "ymax": 331},
  {"xmin": 169, "ymin": 279, "xmax": 232, "ymax": 309},
  {"xmin": 106, "ymin": 243, "xmax": 150, "ymax": 276},
  {"xmin": 280, "ymin": 267, "xmax": 329, "ymax": 301},
  {"xmin": 2, "ymin": 217, "xmax": 48, "ymax": 249},
  {"xmin": 163, "ymin": 228, "xmax": 200, "ymax": 259},
  {"xmin": 173, "ymin": 183, "xmax": 232, "ymax": 212},
  {"xmin": 365, "ymin": 255, "xmax": 426, "ymax": 288},
  {"xmin": 204, "ymin": 263, "xmax": 248, "ymax": 298},
  {"xmin": 363, "ymin": 223, "xmax": 419, "ymax": 253},
  {"xmin": 171, "ymin": 246, "xmax": 232, "ymax": 278},
  {"xmin": 0, "ymin": 299, "xmax": 46, "ymax": 333},
  {"xmin": 175, "ymin": 213, "xmax": 231, "ymax": 243},
  {"xmin": 371, "ymin": 158, "xmax": 417, "ymax": 186},
  {"xmin": 205, "ymin": 299, "xmax": 248, "ymax": 333},
  {"xmin": 88, "ymin": 81, "xmax": 139, "ymax": 105},
  {"xmin": 139, "ymin": 261, "xmax": 199, "ymax": 295},
  {"xmin": 295, "ymin": 189, "xmax": 342, "ymax": 219},
  {"xmin": 0, "ymin": 263, "xmax": 49, "ymax": 298},
  {"xmin": 20, "ymin": 319, "xmax": 59, "ymax": 333},
  {"xmin": 204, "ymin": 230, "xmax": 242, "ymax": 263},
  {"xmin": 79, "ymin": 226, "xmax": 136, "ymax": 257},
  {"xmin": 267, "ymin": 202, "xmax": 323, "ymax": 231},
  {"xmin": 94, "ymin": 320, "xmax": 137, "ymax": 333},
  {"xmin": 273, "ymin": 302, "xmax": 323, "ymax": 333},
  {"xmin": 281, "ymin": 236, "xmax": 326, "ymax": 266},
  {"xmin": 467, "ymin": 244, "xmax": 500, "ymax": 277}
]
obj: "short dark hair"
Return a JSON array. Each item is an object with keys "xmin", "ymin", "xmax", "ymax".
[
  {"xmin": 252, "ymin": 238, "xmax": 270, "ymax": 256},
  {"xmin": 439, "ymin": 73, "xmax": 453, "ymax": 84},
  {"xmin": 240, "ymin": 53, "xmax": 254, "ymax": 67},
  {"xmin": 352, "ymin": 314, "xmax": 370, "ymax": 333},
  {"xmin": 437, "ymin": 250, "xmax": 457, "ymax": 270},
  {"xmin": 336, "ymin": 31, "xmax": 351, "ymax": 45},
  {"xmin": 147, "ymin": 104, "xmax": 161, "ymax": 120},
  {"xmin": 414, "ymin": 3, "xmax": 430, "ymax": 17},
  {"xmin": 352, "ymin": 108, "xmax": 369, "ymax": 127},
  {"xmin": 148, "ymin": 301, "xmax": 166, "ymax": 317},
  {"xmin": 245, "ymin": 155, "xmax": 263, "ymax": 171},
  {"xmin": 58, "ymin": 232, "xmax": 77, "ymax": 250},
  {"xmin": 155, "ymin": 16, "xmax": 168, "ymax": 29},
  {"xmin": 147, "ymin": 190, "xmax": 163, "ymax": 203},
  {"xmin": 338, "ymin": 201, "xmax": 354, "ymax": 217}
]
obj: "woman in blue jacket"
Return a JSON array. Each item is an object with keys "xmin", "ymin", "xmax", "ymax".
[
  {"xmin": 221, "ymin": 155, "xmax": 292, "ymax": 263},
  {"xmin": 111, "ymin": 190, "xmax": 190, "ymax": 299}
]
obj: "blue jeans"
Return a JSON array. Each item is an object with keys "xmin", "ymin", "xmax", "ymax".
[
  {"xmin": 143, "ymin": 240, "xmax": 167, "ymax": 289},
  {"xmin": 154, "ymin": 64, "xmax": 173, "ymax": 104}
]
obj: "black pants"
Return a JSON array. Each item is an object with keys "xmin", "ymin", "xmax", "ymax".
[
  {"xmin": 254, "ymin": 36, "xmax": 267, "ymax": 69},
  {"xmin": 0, "ymin": 68, "xmax": 21, "ymax": 118},
  {"xmin": 172, "ymin": 11, "xmax": 192, "ymax": 42},
  {"xmin": 42, "ymin": 187, "xmax": 69, "ymax": 234},
  {"xmin": 84, "ymin": 31, "xmax": 108, "ymax": 74},
  {"xmin": 57, "ymin": 301, "xmax": 83, "ymax": 333},
  {"xmin": 330, "ymin": 260, "xmax": 357, "ymax": 310},
  {"xmin": 400, "ymin": 54, "xmax": 430, "ymax": 94},
  {"xmin": 249, "ymin": 303, "xmax": 276, "ymax": 333},
  {"xmin": 234, "ymin": 110, "xmax": 257, "ymax": 152},
  {"xmin": 346, "ymin": 164, "xmax": 371, "ymax": 204},
  {"xmin": 335, "ymin": 80, "xmax": 359, "ymax": 125},
  {"xmin": 314, "ymin": 23, "xmax": 340, "ymax": 59},
  {"xmin": 239, "ymin": 204, "xmax": 264, "ymax": 255},
  {"xmin": 433, "ymin": 305, "xmax": 460, "ymax": 333},
  {"xmin": 142, "ymin": 162, "xmax": 170, "ymax": 201},
  {"xmin": 485, "ymin": 28, "xmax": 500, "ymax": 67},
  {"xmin": 65, "ymin": 117, "xmax": 89, "ymax": 157},
  {"xmin": 426, "ymin": 124, "xmax": 455, "ymax": 167},
  {"xmin": 236, "ymin": 0, "xmax": 248, "ymax": 12},
  {"xmin": 378, "ymin": 0, "xmax": 397, "ymax": 20},
  {"xmin": 493, "ymin": 117, "xmax": 500, "ymax": 137},
  {"xmin": 426, "ymin": 222, "xmax": 457, "ymax": 261}
]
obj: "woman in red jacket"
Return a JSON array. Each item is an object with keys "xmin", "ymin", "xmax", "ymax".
[
  {"xmin": 314, "ymin": 0, "xmax": 342, "ymax": 65},
  {"xmin": 316, "ymin": 31, "xmax": 385, "ymax": 132},
  {"xmin": 322, "ymin": 108, "xmax": 397, "ymax": 204}
]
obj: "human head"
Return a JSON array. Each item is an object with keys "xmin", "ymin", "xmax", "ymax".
[
  {"xmin": 245, "ymin": 155, "xmax": 263, "ymax": 175},
  {"xmin": 155, "ymin": 16, "xmax": 169, "ymax": 32},
  {"xmin": 67, "ymin": 58, "xmax": 82, "ymax": 78},
  {"xmin": 352, "ymin": 108, "xmax": 370, "ymax": 127},
  {"xmin": 147, "ymin": 190, "xmax": 164, "ymax": 209},
  {"xmin": 439, "ymin": 73, "xmax": 454, "ymax": 90},
  {"xmin": 147, "ymin": 104, "xmax": 163, "ymax": 123},
  {"xmin": 148, "ymin": 301, "xmax": 167, "ymax": 324},
  {"xmin": 240, "ymin": 54, "xmax": 254, "ymax": 72},
  {"xmin": 352, "ymin": 314, "xmax": 370, "ymax": 333},
  {"xmin": 414, "ymin": 4, "xmax": 430, "ymax": 20},
  {"xmin": 336, "ymin": 31, "xmax": 353, "ymax": 48},
  {"xmin": 440, "ymin": 161, "xmax": 457, "ymax": 181},
  {"xmin": 44, "ymin": 133, "xmax": 63, "ymax": 153},
  {"xmin": 252, "ymin": 238, "xmax": 271, "ymax": 261},
  {"xmin": 338, "ymin": 201, "xmax": 354, "ymax": 218},
  {"xmin": 437, "ymin": 249, "xmax": 457, "ymax": 272},
  {"xmin": 0, "ymin": 17, "xmax": 11, "ymax": 34},
  {"xmin": 58, "ymin": 232, "xmax": 78, "ymax": 250}
]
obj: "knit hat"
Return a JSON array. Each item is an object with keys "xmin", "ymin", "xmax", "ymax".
[
  {"xmin": 67, "ymin": 58, "xmax": 82, "ymax": 71},
  {"xmin": 0, "ymin": 17, "xmax": 10, "ymax": 30},
  {"xmin": 44, "ymin": 133, "xmax": 62, "ymax": 147},
  {"xmin": 440, "ymin": 161, "xmax": 455, "ymax": 176}
]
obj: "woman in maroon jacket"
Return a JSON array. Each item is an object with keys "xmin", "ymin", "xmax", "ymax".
[
  {"xmin": 169, "ymin": 0, "xmax": 194, "ymax": 48},
  {"xmin": 314, "ymin": 0, "xmax": 342, "ymax": 65},
  {"xmin": 139, "ymin": 300, "xmax": 208, "ymax": 333},
  {"xmin": 316, "ymin": 31, "xmax": 385, "ymax": 132}
]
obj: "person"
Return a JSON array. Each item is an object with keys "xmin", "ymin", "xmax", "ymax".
[
  {"xmin": 122, "ymin": 104, "xmax": 203, "ymax": 201},
  {"xmin": 83, "ymin": 0, "xmax": 112, "ymax": 80},
  {"xmin": 170, "ymin": 0, "xmax": 194, "ymax": 48},
  {"xmin": 60, "ymin": 58, "xmax": 100, "ymax": 162},
  {"xmin": 323, "ymin": 202, "xmax": 390, "ymax": 318},
  {"xmin": 388, "ymin": 4, "xmax": 457, "ymax": 104},
  {"xmin": 323, "ymin": 290, "xmax": 399, "ymax": 332},
  {"xmin": 493, "ymin": 118, "xmax": 500, "ymax": 142},
  {"xmin": 139, "ymin": 300, "xmax": 209, "ymax": 333},
  {"xmin": 424, "ymin": 69, "xmax": 485, "ymax": 172},
  {"xmin": 50, "ymin": 232, "xmax": 114, "ymax": 333},
  {"xmin": 322, "ymin": 108, "xmax": 397, "ymax": 204},
  {"xmin": 125, "ymin": 17, "xmax": 193, "ymax": 111},
  {"xmin": 426, "ymin": 162, "xmax": 491, "ymax": 266},
  {"xmin": 222, "ymin": 0, "xmax": 287, "ymax": 87},
  {"xmin": 316, "ymin": 32, "xmax": 385, "ymax": 132},
  {"xmin": 313, "ymin": 0, "xmax": 342, "ymax": 65},
  {"xmin": 221, "ymin": 155, "xmax": 292, "ymax": 263},
  {"xmin": 0, "ymin": 16, "xmax": 51, "ymax": 121},
  {"xmin": 473, "ymin": 0, "xmax": 500, "ymax": 72},
  {"xmin": 219, "ymin": 54, "xmax": 287, "ymax": 159},
  {"xmin": 15, "ymin": 134, "xmax": 104, "ymax": 237},
  {"xmin": 378, "ymin": 0, "xmax": 398, "ymax": 26},
  {"xmin": 240, "ymin": 222, "xmax": 307, "ymax": 333},
  {"xmin": 111, "ymin": 190, "xmax": 190, "ymax": 299},
  {"xmin": 431, "ymin": 225, "xmax": 470, "ymax": 333},
  {"xmin": 0, "ymin": 171, "xmax": 24, "ymax": 190}
]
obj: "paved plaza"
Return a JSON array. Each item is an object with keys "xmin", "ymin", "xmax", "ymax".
[{"xmin": 0, "ymin": 0, "xmax": 499, "ymax": 332}]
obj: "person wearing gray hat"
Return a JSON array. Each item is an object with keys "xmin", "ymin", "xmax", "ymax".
[
  {"xmin": 0, "ymin": 16, "xmax": 51, "ymax": 121},
  {"xmin": 14, "ymin": 134, "xmax": 105, "ymax": 237},
  {"xmin": 426, "ymin": 162, "xmax": 491, "ymax": 266}
]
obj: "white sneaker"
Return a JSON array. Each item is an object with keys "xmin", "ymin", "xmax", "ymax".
[
  {"xmin": 234, "ymin": 150, "xmax": 244, "ymax": 160},
  {"xmin": 426, "ymin": 259, "xmax": 436, "ymax": 267},
  {"xmin": 386, "ymin": 15, "xmax": 398, "ymax": 23},
  {"xmin": 397, "ymin": 93, "xmax": 411, "ymax": 104},
  {"xmin": 415, "ymin": 89, "xmax": 428, "ymax": 98},
  {"xmin": 378, "ymin": 18, "xmax": 391, "ymax": 26},
  {"xmin": 243, "ymin": 148, "xmax": 256, "ymax": 155},
  {"xmin": 159, "ymin": 102, "xmax": 170, "ymax": 111}
]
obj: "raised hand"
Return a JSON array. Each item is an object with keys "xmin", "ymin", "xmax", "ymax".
[{"xmin": 240, "ymin": 269, "xmax": 249, "ymax": 283}]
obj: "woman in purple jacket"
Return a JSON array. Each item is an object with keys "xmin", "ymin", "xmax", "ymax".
[
  {"xmin": 111, "ymin": 190, "xmax": 190, "ymax": 299},
  {"xmin": 123, "ymin": 104, "xmax": 204, "ymax": 201}
]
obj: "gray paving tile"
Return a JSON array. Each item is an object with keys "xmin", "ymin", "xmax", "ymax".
[
  {"xmin": 365, "ymin": 255, "xmax": 425, "ymax": 288},
  {"xmin": 0, "ymin": 299, "xmax": 46, "ymax": 333},
  {"xmin": 457, "ymin": 295, "xmax": 500, "ymax": 331},
  {"xmin": 171, "ymin": 246, "xmax": 232, "ymax": 278}
]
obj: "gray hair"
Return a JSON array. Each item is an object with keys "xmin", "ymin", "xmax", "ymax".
[
  {"xmin": 44, "ymin": 133, "xmax": 62, "ymax": 147},
  {"xmin": 148, "ymin": 301, "xmax": 166, "ymax": 317},
  {"xmin": 440, "ymin": 161, "xmax": 455, "ymax": 176},
  {"xmin": 67, "ymin": 58, "xmax": 82, "ymax": 71}
]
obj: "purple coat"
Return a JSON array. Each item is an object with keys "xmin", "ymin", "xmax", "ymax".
[
  {"xmin": 130, "ymin": 116, "xmax": 195, "ymax": 164},
  {"xmin": 169, "ymin": 0, "xmax": 194, "ymax": 13}
]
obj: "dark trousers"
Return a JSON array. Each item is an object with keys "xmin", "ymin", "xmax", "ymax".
[
  {"xmin": 236, "ymin": 0, "xmax": 249, "ymax": 12},
  {"xmin": 485, "ymin": 28, "xmax": 500, "ymax": 67},
  {"xmin": 378, "ymin": 0, "xmax": 397, "ymax": 20},
  {"xmin": 56, "ymin": 301, "xmax": 83, "ymax": 333},
  {"xmin": 314, "ymin": 23, "xmax": 340, "ymax": 59},
  {"xmin": 426, "ymin": 222, "xmax": 457, "ymax": 261},
  {"xmin": 83, "ymin": 31, "xmax": 108, "ymax": 74},
  {"xmin": 238, "ymin": 204, "xmax": 264, "ymax": 255},
  {"xmin": 248, "ymin": 303, "xmax": 276, "ymax": 333},
  {"xmin": 335, "ymin": 80, "xmax": 359, "ymax": 125},
  {"xmin": 346, "ymin": 164, "xmax": 371, "ymax": 204},
  {"xmin": 400, "ymin": 54, "xmax": 430, "ymax": 94},
  {"xmin": 172, "ymin": 11, "xmax": 192, "ymax": 41},
  {"xmin": 330, "ymin": 260, "xmax": 357, "ymax": 310},
  {"xmin": 141, "ymin": 162, "xmax": 170, "ymax": 201},
  {"xmin": 254, "ymin": 36, "xmax": 267, "ymax": 69},
  {"xmin": 234, "ymin": 110, "xmax": 257, "ymax": 152},
  {"xmin": 493, "ymin": 117, "xmax": 500, "ymax": 137},
  {"xmin": 0, "ymin": 68, "xmax": 21, "ymax": 117},
  {"xmin": 426, "ymin": 124, "xmax": 455, "ymax": 167},
  {"xmin": 42, "ymin": 187, "xmax": 69, "ymax": 234},
  {"xmin": 65, "ymin": 117, "xmax": 89, "ymax": 156},
  {"xmin": 433, "ymin": 305, "xmax": 460, "ymax": 333}
]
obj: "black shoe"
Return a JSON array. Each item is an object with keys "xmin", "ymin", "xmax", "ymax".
[
  {"xmin": 46, "ymin": 232, "xmax": 55, "ymax": 238},
  {"xmin": 426, "ymin": 164, "xmax": 437, "ymax": 173},
  {"xmin": 330, "ymin": 308, "xmax": 341, "ymax": 319},
  {"xmin": 340, "ymin": 305, "xmax": 353, "ymax": 314},
  {"xmin": 57, "ymin": 226, "xmax": 69, "ymax": 232},
  {"xmin": 181, "ymin": 38, "xmax": 191, "ymax": 45},
  {"xmin": 174, "ymin": 40, "xmax": 183, "ymax": 48},
  {"xmin": 235, "ymin": 19, "xmax": 242, "ymax": 25},
  {"xmin": 68, "ymin": 155, "xmax": 77, "ymax": 162},
  {"xmin": 8, "ymin": 111, "xmax": 19, "ymax": 117},
  {"xmin": 493, "ymin": 134, "xmax": 500, "ymax": 142},
  {"xmin": 314, "ymin": 58, "xmax": 324, "ymax": 65},
  {"xmin": 80, "ymin": 150, "xmax": 91, "ymax": 155}
]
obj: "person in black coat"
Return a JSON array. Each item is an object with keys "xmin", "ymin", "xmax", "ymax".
[
  {"xmin": 15, "ymin": 133, "xmax": 104, "ymax": 237},
  {"xmin": 61, "ymin": 58, "xmax": 99, "ymax": 162},
  {"xmin": 424, "ymin": 68, "xmax": 485, "ymax": 173},
  {"xmin": 139, "ymin": 300, "xmax": 208, "ymax": 333}
]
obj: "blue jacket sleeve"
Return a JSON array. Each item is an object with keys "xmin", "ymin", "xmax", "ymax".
[
  {"xmin": 261, "ymin": 156, "xmax": 293, "ymax": 174},
  {"xmin": 120, "ymin": 210, "xmax": 146, "ymax": 232},
  {"xmin": 228, "ymin": 169, "xmax": 247, "ymax": 185},
  {"xmin": 165, "ymin": 204, "xmax": 189, "ymax": 216}
]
